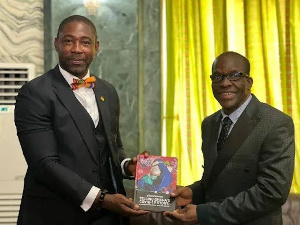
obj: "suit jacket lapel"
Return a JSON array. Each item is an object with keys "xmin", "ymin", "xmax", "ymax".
[
  {"xmin": 202, "ymin": 113, "xmax": 221, "ymax": 187},
  {"xmin": 93, "ymin": 78, "xmax": 111, "ymax": 139},
  {"xmin": 206, "ymin": 96, "xmax": 261, "ymax": 187},
  {"xmin": 51, "ymin": 66, "xmax": 99, "ymax": 163},
  {"xmin": 209, "ymin": 114, "xmax": 221, "ymax": 157}
]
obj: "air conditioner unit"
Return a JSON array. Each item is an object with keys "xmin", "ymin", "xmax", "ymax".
[{"xmin": 0, "ymin": 63, "xmax": 35, "ymax": 225}]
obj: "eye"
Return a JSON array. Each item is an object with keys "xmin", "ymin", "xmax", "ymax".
[
  {"xmin": 210, "ymin": 74, "xmax": 221, "ymax": 82},
  {"xmin": 232, "ymin": 72, "xmax": 242, "ymax": 77},
  {"xmin": 213, "ymin": 74, "xmax": 222, "ymax": 80},
  {"xmin": 82, "ymin": 40, "xmax": 91, "ymax": 45},
  {"xmin": 63, "ymin": 39, "xmax": 72, "ymax": 44}
]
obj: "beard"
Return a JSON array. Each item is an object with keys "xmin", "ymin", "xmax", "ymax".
[{"xmin": 59, "ymin": 55, "xmax": 92, "ymax": 78}]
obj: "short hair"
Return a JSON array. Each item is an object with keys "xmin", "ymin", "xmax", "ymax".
[
  {"xmin": 56, "ymin": 15, "xmax": 97, "ymax": 40},
  {"xmin": 212, "ymin": 51, "xmax": 250, "ymax": 75}
]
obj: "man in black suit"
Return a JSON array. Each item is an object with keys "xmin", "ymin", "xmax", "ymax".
[
  {"xmin": 14, "ymin": 15, "xmax": 148, "ymax": 225},
  {"xmin": 165, "ymin": 51, "xmax": 295, "ymax": 225}
]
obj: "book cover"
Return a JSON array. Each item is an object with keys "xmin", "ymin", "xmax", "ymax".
[{"xmin": 134, "ymin": 155, "xmax": 178, "ymax": 212}]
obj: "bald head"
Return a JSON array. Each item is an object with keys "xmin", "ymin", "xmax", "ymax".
[{"xmin": 212, "ymin": 51, "xmax": 250, "ymax": 75}]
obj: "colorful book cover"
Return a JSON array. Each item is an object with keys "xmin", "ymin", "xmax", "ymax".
[{"xmin": 134, "ymin": 155, "xmax": 178, "ymax": 211}]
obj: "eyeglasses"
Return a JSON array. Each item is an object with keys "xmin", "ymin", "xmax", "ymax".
[{"xmin": 210, "ymin": 72, "xmax": 249, "ymax": 83}]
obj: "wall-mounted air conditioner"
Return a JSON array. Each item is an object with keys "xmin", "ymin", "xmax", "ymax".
[{"xmin": 0, "ymin": 63, "xmax": 35, "ymax": 225}]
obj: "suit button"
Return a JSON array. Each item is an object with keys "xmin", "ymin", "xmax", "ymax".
[
  {"xmin": 205, "ymin": 195, "xmax": 209, "ymax": 201},
  {"xmin": 94, "ymin": 130, "xmax": 98, "ymax": 135},
  {"xmin": 92, "ymin": 168, "xmax": 98, "ymax": 174},
  {"xmin": 244, "ymin": 168, "xmax": 250, "ymax": 173}
]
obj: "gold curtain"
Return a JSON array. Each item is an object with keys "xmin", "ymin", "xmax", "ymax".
[{"xmin": 162, "ymin": 0, "xmax": 300, "ymax": 193}]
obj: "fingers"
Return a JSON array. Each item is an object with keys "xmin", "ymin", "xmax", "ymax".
[
  {"xmin": 127, "ymin": 161, "xmax": 137, "ymax": 176},
  {"xmin": 130, "ymin": 157, "xmax": 137, "ymax": 164},
  {"xmin": 141, "ymin": 150, "xmax": 150, "ymax": 157},
  {"xmin": 127, "ymin": 150, "xmax": 151, "ymax": 176},
  {"xmin": 171, "ymin": 186, "xmax": 193, "ymax": 207},
  {"xmin": 164, "ymin": 208, "xmax": 185, "ymax": 215},
  {"xmin": 170, "ymin": 186, "xmax": 184, "ymax": 197},
  {"xmin": 122, "ymin": 198, "xmax": 139, "ymax": 210},
  {"xmin": 108, "ymin": 194, "xmax": 149, "ymax": 217},
  {"xmin": 164, "ymin": 209, "xmax": 184, "ymax": 220},
  {"xmin": 121, "ymin": 200, "xmax": 149, "ymax": 217},
  {"xmin": 122, "ymin": 207, "xmax": 150, "ymax": 217},
  {"xmin": 130, "ymin": 150, "xmax": 150, "ymax": 166},
  {"xmin": 164, "ymin": 206, "xmax": 198, "ymax": 225}
]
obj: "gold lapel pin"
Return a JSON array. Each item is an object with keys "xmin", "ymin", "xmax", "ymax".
[{"xmin": 100, "ymin": 96, "xmax": 105, "ymax": 102}]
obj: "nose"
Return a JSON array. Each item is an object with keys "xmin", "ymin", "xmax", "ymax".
[
  {"xmin": 71, "ymin": 41, "xmax": 83, "ymax": 53},
  {"xmin": 218, "ymin": 76, "xmax": 232, "ymax": 87}
]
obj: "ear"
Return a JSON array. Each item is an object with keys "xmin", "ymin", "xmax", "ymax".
[
  {"xmin": 54, "ymin": 37, "xmax": 59, "ymax": 52},
  {"xmin": 247, "ymin": 77, "xmax": 253, "ymax": 90},
  {"xmin": 95, "ymin": 41, "xmax": 100, "ymax": 52}
]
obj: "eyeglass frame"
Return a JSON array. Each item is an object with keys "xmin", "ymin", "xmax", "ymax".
[{"xmin": 210, "ymin": 72, "xmax": 250, "ymax": 83}]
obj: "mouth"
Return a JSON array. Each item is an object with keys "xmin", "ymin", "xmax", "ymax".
[
  {"xmin": 69, "ymin": 58, "xmax": 85, "ymax": 64},
  {"xmin": 71, "ymin": 60, "xmax": 85, "ymax": 66},
  {"xmin": 220, "ymin": 92, "xmax": 235, "ymax": 95},
  {"xmin": 219, "ymin": 92, "xmax": 235, "ymax": 99}
]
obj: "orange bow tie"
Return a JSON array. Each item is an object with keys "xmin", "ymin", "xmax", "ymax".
[{"xmin": 71, "ymin": 76, "xmax": 96, "ymax": 90}]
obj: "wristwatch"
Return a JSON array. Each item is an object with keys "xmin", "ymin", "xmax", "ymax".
[{"xmin": 95, "ymin": 189, "xmax": 108, "ymax": 211}]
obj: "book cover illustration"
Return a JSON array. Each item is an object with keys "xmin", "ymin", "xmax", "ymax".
[{"xmin": 134, "ymin": 155, "xmax": 178, "ymax": 211}]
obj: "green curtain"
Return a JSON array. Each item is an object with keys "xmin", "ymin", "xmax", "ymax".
[{"xmin": 162, "ymin": 0, "xmax": 300, "ymax": 193}]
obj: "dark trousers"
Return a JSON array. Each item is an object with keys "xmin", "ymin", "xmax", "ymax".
[{"xmin": 17, "ymin": 194, "xmax": 125, "ymax": 225}]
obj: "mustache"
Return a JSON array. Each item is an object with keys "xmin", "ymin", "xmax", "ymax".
[{"xmin": 67, "ymin": 55, "xmax": 85, "ymax": 61}]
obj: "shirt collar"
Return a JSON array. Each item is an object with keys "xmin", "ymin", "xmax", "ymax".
[
  {"xmin": 220, "ymin": 94, "xmax": 252, "ymax": 124},
  {"xmin": 58, "ymin": 64, "xmax": 90, "ymax": 86}
]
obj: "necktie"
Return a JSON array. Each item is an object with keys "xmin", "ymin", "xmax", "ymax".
[
  {"xmin": 217, "ymin": 116, "xmax": 233, "ymax": 151},
  {"xmin": 71, "ymin": 76, "xmax": 96, "ymax": 90}
]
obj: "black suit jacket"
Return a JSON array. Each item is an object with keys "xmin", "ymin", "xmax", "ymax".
[
  {"xmin": 14, "ymin": 66, "xmax": 127, "ymax": 224},
  {"xmin": 189, "ymin": 95, "xmax": 295, "ymax": 225}
]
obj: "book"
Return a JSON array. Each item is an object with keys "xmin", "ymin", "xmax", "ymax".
[{"xmin": 134, "ymin": 155, "xmax": 178, "ymax": 211}]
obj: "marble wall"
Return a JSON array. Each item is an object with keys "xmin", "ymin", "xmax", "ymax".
[
  {"xmin": 0, "ymin": 0, "xmax": 161, "ymax": 193},
  {"xmin": 141, "ymin": 0, "xmax": 161, "ymax": 155},
  {"xmin": 44, "ymin": 0, "xmax": 161, "ymax": 157},
  {"xmin": 0, "ymin": 0, "xmax": 44, "ymax": 76},
  {"xmin": 0, "ymin": 0, "xmax": 161, "ymax": 168}
]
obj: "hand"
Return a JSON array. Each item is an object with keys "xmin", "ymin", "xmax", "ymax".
[
  {"xmin": 126, "ymin": 150, "xmax": 150, "ymax": 177},
  {"xmin": 164, "ymin": 204, "xmax": 198, "ymax": 225},
  {"xmin": 102, "ymin": 193, "xmax": 149, "ymax": 217},
  {"xmin": 171, "ymin": 186, "xmax": 193, "ymax": 207}
]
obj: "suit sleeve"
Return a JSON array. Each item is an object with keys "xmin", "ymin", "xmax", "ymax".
[
  {"xmin": 195, "ymin": 115, "xmax": 295, "ymax": 224},
  {"xmin": 188, "ymin": 117, "xmax": 210, "ymax": 204},
  {"xmin": 15, "ymin": 82, "xmax": 92, "ymax": 206},
  {"xmin": 115, "ymin": 92, "xmax": 127, "ymax": 162}
]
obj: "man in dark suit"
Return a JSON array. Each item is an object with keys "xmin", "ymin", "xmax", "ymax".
[
  {"xmin": 14, "ymin": 15, "xmax": 148, "ymax": 225},
  {"xmin": 165, "ymin": 51, "xmax": 295, "ymax": 225}
]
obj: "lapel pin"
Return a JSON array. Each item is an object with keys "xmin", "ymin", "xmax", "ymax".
[{"xmin": 100, "ymin": 96, "xmax": 105, "ymax": 102}]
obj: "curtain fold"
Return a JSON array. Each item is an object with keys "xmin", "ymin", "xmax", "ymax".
[
  {"xmin": 162, "ymin": 0, "xmax": 299, "ymax": 192},
  {"xmin": 290, "ymin": 0, "xmax": 300, "ymax": 193}
]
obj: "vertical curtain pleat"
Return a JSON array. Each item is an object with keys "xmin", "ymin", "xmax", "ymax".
[{"xmin": 290, "ymin": 0, "xmax": 300, "ymax": 193}]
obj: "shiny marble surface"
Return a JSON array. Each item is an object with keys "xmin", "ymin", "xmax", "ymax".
[
  {"xmin": 45, "ymin": 0, "xmax": 161, "ymax": 157},
  {"xmin": 0, "ymin": 0, "xmax": 44, "ymax": 76},
  {"xmin": 0, "ymin": 0, "xmax": 161, "ymax": 157}
]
